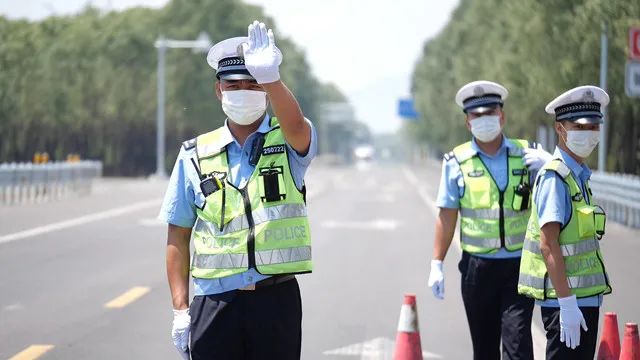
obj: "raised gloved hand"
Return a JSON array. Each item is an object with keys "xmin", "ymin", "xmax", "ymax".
[
  {"xmin": 558, "ymin": 295, "xmax": 588, "ymax": 349},
  {"xmin": 242, "ymin": 20, "xmax": 282, "ymax": 84},
  {"xmin": 172, "ymin": 308, "xmax": 191, "ymax": 360},
  {"xmin": 523, "ymin": 143, "xmax": 553, "ymax": 171},
  {"xmin": 428, "ymin": 260, "xmax": 445, "ymax": 300}
]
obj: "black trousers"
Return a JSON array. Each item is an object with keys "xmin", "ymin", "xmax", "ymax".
[
  {"xmin": 541, "ymin": 306, "xmax": 599, "ymax": 360},
  {"xmin": 459, "ymin": 252, "xmax": 535, "ymax": 360},
  {"xmin": 189, "ymin": 278, "xmax": 302, "ymax": 360}
]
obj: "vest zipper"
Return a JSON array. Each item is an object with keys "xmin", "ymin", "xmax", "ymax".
[
  {"xmin": 241, "ymin": 188, "xmax": 256, "ymax": 270},
  {"xmin": 499, "ymin": 191, "xmax": 505, "ymax": 248}
]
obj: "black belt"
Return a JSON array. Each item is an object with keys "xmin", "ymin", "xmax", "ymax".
[{"xmin": 239, "ymin": 275, "xmax": 295, "ymax": 291}]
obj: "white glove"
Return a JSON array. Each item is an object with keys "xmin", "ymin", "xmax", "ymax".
[
  {"xmin": 242, "ymin": 20, "xmax": 282, "ymax": 84},
  {"xmin": 523, "ymin": 143, "xmax": 553, "ymax": 171},
  {"xmin": 428, "ymin": 260, "xmax": 445, "ymax": 300},
  {"xmin": 172, "ymin": 309, "xmax": 191, "ymax": 360},
  {"xmin": 558, "ymin": 295, "xmax": 588, "ymax": 349}
]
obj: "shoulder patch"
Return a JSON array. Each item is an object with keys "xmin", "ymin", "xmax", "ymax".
[
  {"xmin": 182, "ymin": 138, "xmax": 196, "ymax": 151},
  {"xmin": 443, "ymin": 151, "xmax": 455, "ymax": 161}
]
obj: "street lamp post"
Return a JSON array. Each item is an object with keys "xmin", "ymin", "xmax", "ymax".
[{"xmin": 154, "ymin": 32, "xmax": 212, "ymax": 178}]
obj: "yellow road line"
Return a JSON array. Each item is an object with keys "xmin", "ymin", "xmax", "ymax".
[
  {"xmin": 105, "ymin": 286, "xmax": 150, "ymax": 309},
  {"xmin": 9, "ymin": 345, "xmax": 55, "ymax": 360}
]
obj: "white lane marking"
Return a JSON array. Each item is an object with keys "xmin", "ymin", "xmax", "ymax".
[
  {"xmin": 139, "ymin": 218, "xmax": 165, "ymax": 226},
  {"xmin": 381, "ymin": 182, "xmax": 404, "ymax": 193},
  {"xmin": 0, "ymin": 199, "xmax": 161, "ymax": 244},
  {"xmin": 306, "ymin": 184, "xmax": 325, "ymax": 200},
  {"xmin": 323, "ymin": 337, "xmax": 442, "ymax": 358},
  {"xmin": 402, "ymin": 166, "xmax": 460, "ymax": 251},
  {"xmin": 402, "ymin": 165, "xmax": 546, "ymax": 357},
  {"xmin": 322, "ymin": 219, "xmax": 399, "ymax": 230},
  {"xmin": 3, "ymin": 303, "xmax": 24, "ymax": 312},
  {"xmin": 402, "ymin": 167, "xmax": 438, "ymax": 208},
  {"xmin": 372, "ymin": 194, "xmax": 396, "ymax": 203},
  {"xmin": 364, "ymin": 177, "xmax": 377, "ymax": 188}
]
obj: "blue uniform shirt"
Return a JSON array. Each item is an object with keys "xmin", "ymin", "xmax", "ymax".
[
  {"xmin": 158, "ymin": 114, "xmax": 317, "ymax": 295},
  {"xmin": 436, "ymin": 135, "xmax": 536, "ymax": 259},
  {"xmin": 534, "ymin": 146, "xmax": 602, "ymax": 307}
]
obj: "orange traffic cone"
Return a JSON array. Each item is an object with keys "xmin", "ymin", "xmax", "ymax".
[
  {"xmin": 620, "ymin": 323, "xmax": 640, "ymax": 360},
  {"xmin": 393, "ymin": 294, "xmax": 422, "ymax": 360},
  {"xmin": 597, "ymin": 312, "xmax": 620, "ymax": 359}
]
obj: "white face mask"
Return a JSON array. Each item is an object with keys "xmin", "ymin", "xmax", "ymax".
[
  {"xmin": 470, "ymin": 115, "xmax": 502, "ymax": 143},
  {"xmin": 562, "ymin": 126, "xmax": 600, "ymax": 158},
  {"xmin": 221, "ymin": 90, "xmax": 267, "ymax": 125}
]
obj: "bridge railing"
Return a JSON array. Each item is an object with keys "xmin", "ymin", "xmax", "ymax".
[
  {"xmin": 590, "ymin": 171, "xmax": 640, "ymax": 229},
  {"xmin": 0, "ymin": 161, "xmax": 102, "ymax": 205}
]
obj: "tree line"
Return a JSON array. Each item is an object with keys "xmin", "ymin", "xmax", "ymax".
[
  {"xmin": 410, "ymin": 0, "xmax": 640, "ymax": 173},
  {"xmin": 0, "ymin": 0, "xmax": 338, "ymax": 175}
]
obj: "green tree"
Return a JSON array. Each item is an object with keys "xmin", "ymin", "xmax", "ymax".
[
  {"xmin": 411, "ymin": 0, "xmax": 640, "ymax": 173},
  {"xmin": 0, "ymin": 0, "xmax": 335, "ymax": 175}
]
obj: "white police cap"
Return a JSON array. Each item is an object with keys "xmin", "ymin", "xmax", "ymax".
[
  {"xmin": 206, "ymin": 37, "xmax": 254, "ymax": 80},
  {"xmin": 545, "ymin": 85, "xmax": 609, "ymax": 124},
  {"xmin": 455, "ymin": 80, "xmax": 509, "ymax": 113}
]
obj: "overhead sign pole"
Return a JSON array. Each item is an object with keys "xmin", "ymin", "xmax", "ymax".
[
  {"xmin": 154, "ymin": 33, "xmax": 212, "ymax": 178},
  {"xmin": 598, "ymin": 23, "xmax": 608, "ymax": 173}
]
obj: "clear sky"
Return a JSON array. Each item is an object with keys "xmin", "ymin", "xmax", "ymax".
[{"xmin": 1, "ymin": 0, "xmax": 459, "ymax": 134}]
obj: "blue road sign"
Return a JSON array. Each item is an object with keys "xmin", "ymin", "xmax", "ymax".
[{"xmin": 398, "ymin": 98, "xmax": 419, "ymax": 120}]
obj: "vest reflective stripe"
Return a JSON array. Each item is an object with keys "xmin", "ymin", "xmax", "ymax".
[
  {"xmin": 460, "ymin": 208, "xmax": 527, "ymax": 219},
  {"xmin": 255, "ymin": 246, "xmax": 312, "ymax": 266},
  {"xmin": 192, "ymin": 245, "xmax": 312, "ymax": 269},
  {"xmin": 522, "ymin": 238, "xmax": 600, "ymax": 257},
  {"xmin": 194, "ymin": 204, "xmax": 306, "ymax": 237},
  {"xmin": 193, "ymin": 252, "xmax": 249, "ymax": 269},
  {"xmin": 518, "ymin": 273, "xmax": 607, "ymax": 291},
  {"xmin": 461, "ymin": 233, "xmax": 525, "ymax": 249},
  {"xmin": 253, "ymin": 203, "xmax": 307, "ymax": 225}
]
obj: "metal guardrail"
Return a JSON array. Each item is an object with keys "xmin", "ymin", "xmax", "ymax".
[
  {"xmin": 0, "ymin": 161, "xmax": 102, "ymax": 205},
  {"xmin": 590, "ymin": 172, "xmax": 640, "ymax": 229}
]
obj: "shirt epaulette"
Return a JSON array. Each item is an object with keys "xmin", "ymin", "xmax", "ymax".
[
  {"xmin": 443, "ymin": 151, "xmax": 455, "ymax": 162},
  {"xmin": 182, "ymin": 138, "xmax": 196, "ymax": 151}
]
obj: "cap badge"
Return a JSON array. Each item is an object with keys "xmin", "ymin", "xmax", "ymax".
[
  {"xmin": 236, "ymin": 43, "xmax": 245, "ymax": 58},
  {"xmin": 583, "ymin": 90, "xmax": 594, "ymax": 102},
  {"xmin": 473, "ymin": 86, "xmax": 484, "ymax": 96}
]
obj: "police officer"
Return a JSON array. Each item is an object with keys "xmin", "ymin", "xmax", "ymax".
[
  {"xmin": 159, "ymin": 21, "xmax": 317, "ymax": 360},
  {"xmin": 518, "ymin": 85, "xmax": 612, "ymax": 359},
  {"xmin": 428, "ymin": 81, "xmax": 552, "ymax": 359}
]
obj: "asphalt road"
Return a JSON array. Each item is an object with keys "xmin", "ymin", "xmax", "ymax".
[{"xmin": 1, "ymin": 162, "xmax": 638, "ymax": 359}]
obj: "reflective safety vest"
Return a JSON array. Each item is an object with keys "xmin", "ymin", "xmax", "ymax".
[
  {"xmin": 518, "ymin": 159, "xmax": 611, "ymax": 300},
  {"xmin": 452, "ymin": 139, "xmax": 532, "ymax": 254},
  {"xmin": 190, "ymin": 117, "xmax": 312, "ymax": 279}
]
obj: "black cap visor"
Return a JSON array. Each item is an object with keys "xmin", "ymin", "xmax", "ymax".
[
  {"xmin": 218, "ymin": 72, "xmax": 255, "ymax": 80},
  {"xmin": 557, "ymin": 116, "xmax": 603, "ymax": 125},
  {"xmin": 465, "ymin": 104, "xmax": 501, "ymax": 115}
]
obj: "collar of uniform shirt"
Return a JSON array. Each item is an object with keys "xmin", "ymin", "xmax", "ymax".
[
  {"xmin": 470, "ymin": 134, "xmax": 512, "ymax": 159},
  {"xmin": 553, "ymin": 146, "xmax": 592, "ymax": 181},
  {"xmin": 222, "ymin": 114, "xmax": 272, "ymax": 147}
]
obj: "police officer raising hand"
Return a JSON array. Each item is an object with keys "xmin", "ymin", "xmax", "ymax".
[{"xmin": 160, "ymin": 20, "xmax": 317, "ymax": 360}]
